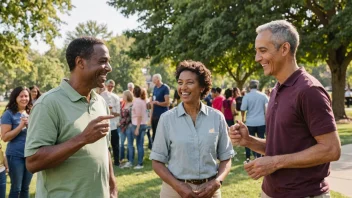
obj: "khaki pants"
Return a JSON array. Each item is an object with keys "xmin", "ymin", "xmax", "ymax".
[
  {"xmin": 261, "ymin": 191, "xmax": 331, "ymax": 198},
  {"xmin": 160, "ymin": 181, "xmax": 221, "ymax": 198}
]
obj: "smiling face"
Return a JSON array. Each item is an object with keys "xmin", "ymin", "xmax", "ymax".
[
  {"xmin": 255, "ymin": 30, "xmax": 285, "ymax": 77},
  {"xmin": 30, "ymin": 88, "xmax": 38, "ymax": 99},
  {"xmin": 16, "ymin": 90, "xmax": 30, "ymax": 110},
  {"xmin": 177, "ymin": 70, "xmax": 203, "ymax": 104},
  {"xmin": 82, "ymin": 44, "xmax": 112, "ymax": 89}
]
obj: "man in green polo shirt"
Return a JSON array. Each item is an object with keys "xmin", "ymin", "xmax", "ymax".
[{"xmin": 25, "ymin": 37, "xmax": 117, "ymax": 198}]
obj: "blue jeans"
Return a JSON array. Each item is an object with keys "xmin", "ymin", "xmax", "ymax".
[
  {"xmin": 125, "ymin": 125, "xmax": 135, "ymax": 163},
  {"xmin": 245, "ymin": 125, "xmax": 266, "ymax": 158},
  {"xmin": 132, "ymin": 124, "xmax": 147, "ymax": 166},
  {"xmin": 0, "ymin": 170, "xmax": 6, "ymax": 198},
  {"xmin": 7, "ymin": 155, "xmax": 33, "ymax": 198},
  {"xmin": 118, "ymin": 127, "xmax": 128, "ymax": 161}
]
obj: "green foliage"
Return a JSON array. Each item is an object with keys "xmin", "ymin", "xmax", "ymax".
[
  {"xmin": 108, "ymin": 0, "xmax": 267, "ymax": 89},
  {"xmin": 107, "ymin": 35, "xmax": 146, "ymax": 92},
  {"xmin": 6, "ymin": 51, "xmax": 66, "ymax": 92},
  {"xmin": 65, "ymin": 20, "xmax": 113, "ymax": 44},
  {"xmin": 0, "ymin": 0, "xmax": 72, "ymax": 70}
]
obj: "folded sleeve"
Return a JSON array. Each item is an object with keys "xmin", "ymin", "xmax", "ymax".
[
  {"xmin": 149, "ymin": 115, "xmax": 170, "ymax": 163},
  {"xmin": 217, "ymin": 114, "xmax": 235, "ymax": 161},
  {"xmin": 25, "ymin": 103, "xmax": 59, "ymax": 157}
]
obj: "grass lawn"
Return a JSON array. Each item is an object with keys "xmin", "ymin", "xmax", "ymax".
[{"xmin": 0, "ymin": 102, "xmax": 351, "ymax": 197}]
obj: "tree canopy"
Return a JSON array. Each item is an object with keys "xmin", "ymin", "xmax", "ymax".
[
  {"xmin": 0, "ymin": 0, "xmax": 72, "ymax": 70},
  {"xmin": 109, "ymin": 0, "xmax": 352, "ymax": 119}
]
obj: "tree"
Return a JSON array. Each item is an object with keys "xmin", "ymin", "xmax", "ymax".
[
  {"xmin": 0, "ymin": 0, "xmax": 72, "ymax": 70},
  {"xmin": 106, "ymin": 35, "xmax": 146, "ymax": 92},
  {"xmin": 65, "ymin": 20, "xmax": 113, "ymax": 44},
  {"xmin": 110, "ymin": 0, "xmax": 352, "ymax": 120},
  {"xmin": 108, "ymin": 0, "xmax": 267, "ymax": 90}
]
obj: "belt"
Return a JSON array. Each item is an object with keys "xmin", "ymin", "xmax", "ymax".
[{"xmin": 177, "ymin": 175, "xmax": 217, "ymax": 185}]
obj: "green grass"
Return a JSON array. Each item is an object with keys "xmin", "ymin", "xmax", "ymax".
[{"xmin": 0, "ymin": 102, "xmax": 351, "ymax": 197}]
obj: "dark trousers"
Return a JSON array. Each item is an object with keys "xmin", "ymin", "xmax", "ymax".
[
  {"xmin": 151, "ymin": 117, "xmax": 160, "ymax": 142},
  {"xmin": 346, "ymin": 97, "xmax": 352, "ymax": 108},
  {"xmin": 0, "ymin": 170, "xmax": 6, "ymax": 198},
  {"xmin": 111, "ymin": 129, "xmax": 120, "ymax": 166},
  {"xmin": 146, "ymin": 126, "xmax": 153, "ymax": 149},
  {"xmin": 245, "ymin": 125, "xmax": 266, "ymax": 159}
]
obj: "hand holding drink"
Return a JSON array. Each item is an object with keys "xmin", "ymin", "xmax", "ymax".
[{"xmin": 20, "ymin": 114, "xmax": 29, "ymax": 128}]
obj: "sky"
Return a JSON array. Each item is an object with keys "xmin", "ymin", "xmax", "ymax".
[{"xmin": 30, "ymin": 0, "xmax": 140, "ymax": 53}]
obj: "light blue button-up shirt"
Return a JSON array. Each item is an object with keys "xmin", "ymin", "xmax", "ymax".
[
  {"xmin": 150, "ymin": 102, "xmax": 235, "ymax": 180},
  {"xmin": 240, "ymin": 89, "xmax": 269, "ymax": 126}
]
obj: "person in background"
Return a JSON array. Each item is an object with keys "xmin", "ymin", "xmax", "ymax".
[
  {"xmin": 171, "ymin": 89, "xmax": 181, "ymax": 109},
  {"xmin": 144, "ymin": 88, "xmax": 153, "ymax": 150},
  {"xmin": 151, "ymin": 60, "xmax": 234, "ymax": 198},
  {"xmin": 120, "ymin": 90, "xmax": 135, "ymax": 168},
  {"xmin": 128, "ymin": 82, "xmax": 135, "ymax": 93},
  {"xmin": 131, "ymin": 86, "xmax": 148, "ymax": 169},
  {"xmin": 264, "ymin": 88, "xmax": 271, "ymax": 99},
  {"xmin": 100, "ymin": 79, "xmax": 121, "ymax": 166},
  {"xmin": 203, "ymin": 92, "xmax": 213, "ymax": 106},
  {"xmin": 212, "ymin": 87, "xmax": 225, "ymax": 111},
  {"xmin": 29, "ymin": 86, "xmax": 41, "ymax": 105},
  {"xmin": 345, "ymin": 88, "xmax": 352, "ymax": 108},
  {"xmin": 1, "ymin": 86, "xmax": 33, "ymax": 198},
  {"xmin": 150, "ymin": 74, "xmax": 170, "ymax": 142},
  {"xmin": 0, "ymin": 141, "xmax": 8, "ymax": 198},
  {"xmin": 221, "ymin": 88, "xmax": 237, "ymax": 126},
  {"xmin": 241, "ymin": 80, "xmax": 268, "ymax": 161}
]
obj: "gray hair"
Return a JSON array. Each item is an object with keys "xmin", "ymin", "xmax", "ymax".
[
  {"xmin": 153, "ymin": 74, "xmax": 162, "ymax": 81},
  {"xmin": 249, "ymin": 80, "xmax": 259, "ymax": 89},
  {"xmin": 256, "ymin": 20, "xmax": 299, "ymax": 56},
  {"xmin": 127, "ymin": 82, "xmax": 134, "ymax": 89},
  {"xmin": 105, "ymin": 79, "xmax": 115, "ymax": 86}
]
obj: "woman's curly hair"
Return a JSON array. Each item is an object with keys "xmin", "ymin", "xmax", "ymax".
[{"xmin": 175, "ymin": 60, "xmax": 212, "ymax": 99}]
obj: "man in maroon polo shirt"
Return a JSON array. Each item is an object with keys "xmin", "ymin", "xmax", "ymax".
[{"xmin": 229, "ymin": 20, "xmax": 341, "ymax": 198}]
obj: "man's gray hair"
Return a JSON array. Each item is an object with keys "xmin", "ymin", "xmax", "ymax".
[
  {"xmin": 127, "ymin": 82, "xmax": 134, "ymax": 88},
  {"xmin": 249, "ymin": 80, "xmax": 259, "ymax": 89},
  {"xmin": 153, "ymin": 73, "xmax": 162, "ymax": 81},
  {"xmin": 105, "ymin": 79, "xmax": 115, "ymax": 86},
  {"xmin": 256, "ymin": 20, "xmax": 300, "ymax": 56}
]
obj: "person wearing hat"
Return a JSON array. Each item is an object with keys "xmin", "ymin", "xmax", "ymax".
[{"xmin": 240, "ymin": 80, "xmax": 269, "ymax": 161}]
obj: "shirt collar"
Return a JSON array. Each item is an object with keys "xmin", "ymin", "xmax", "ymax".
[
  {"xmin": 60, "ymin": 79, "xmax": 98, "ymax": 102},
  {"xmin": 177, "ymin": 102, "xmax": 208, "ymax": 117},
  {"xmin": 281, "ymin": 67, "xmax": 305, "ymax": 87}
]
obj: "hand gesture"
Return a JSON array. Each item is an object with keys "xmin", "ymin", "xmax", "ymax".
[
  {"xmin": 228, "ymin": 121, "xmax": 250, "ymax": 146},
  {"xmin": 195, "ymin": 179, "xmax": 221, "ymax": 198},
  {"xmin": 244, "ymin": 156, "xmax": 279, "ymax": 180},
  {"xmin": 176, "ymin": 182, "xmax": 198, "ymax": 198},
  {"xmin": 80, "ymin": 115, "xmax": 114, "ymax": 144}
]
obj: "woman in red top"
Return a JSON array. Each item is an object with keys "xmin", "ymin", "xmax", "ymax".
[{"xmin": 221, "ymin": 88, "xmax": 237, "ymax": 126}]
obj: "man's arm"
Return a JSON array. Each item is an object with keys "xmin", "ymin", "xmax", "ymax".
[
  {"xmin": 108, "ymin": 152, "xmax": 117, "ymax": 198},
  {"xmin": 244, "ymin": 131, "xmax": 340, "ymax": 180},
  {"xmin": 26, "ymin": 115, "xmax": 113, "ymax": 173},
  {"xmin": 153, "ymin": 95, "xmax": 170, "ymax": 107}
]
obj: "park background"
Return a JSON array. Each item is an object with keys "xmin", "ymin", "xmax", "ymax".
[{"xmin": 1, "ymin": 0, "xmax": 352, "ymax": 197}]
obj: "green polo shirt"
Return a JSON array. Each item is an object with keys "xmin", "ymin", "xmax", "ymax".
[{"xmin": 25, "ymin": 80, "xmax": 110, "ymax": 198}]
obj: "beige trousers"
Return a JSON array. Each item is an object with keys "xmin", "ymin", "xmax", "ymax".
[
  {"xmin": 160, "ymin": 181, "xmax": 221, "ymax": 198},
  {"xmin": 261, "ymin": 191, "xmax": 331, "ymax": 198}
]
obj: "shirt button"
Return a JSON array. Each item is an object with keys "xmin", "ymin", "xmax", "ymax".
[{"xmin": 275, "ymin": 102, "xmax": 278, "ymax": 104}]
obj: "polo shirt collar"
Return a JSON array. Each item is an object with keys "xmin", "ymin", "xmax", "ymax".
[
  {"xmin": 177, "ymin": 102, "xmax": 208, "ymax": 117},
  {"xmin": 281, "ymin": 67, "xmax": 305, "ymax": 87},
  {"xmin": 60, "ymin": 79, "xmax": 98, "ymax": 102}
]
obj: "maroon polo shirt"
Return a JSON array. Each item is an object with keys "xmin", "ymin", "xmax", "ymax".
[{"xmin": 263, "ymin": 68, "xmax": 337, "ymax": 198}]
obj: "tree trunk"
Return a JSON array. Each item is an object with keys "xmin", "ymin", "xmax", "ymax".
[{"xmin": 330, "ymin": 64, "xmax": 348, "ymax": 120}]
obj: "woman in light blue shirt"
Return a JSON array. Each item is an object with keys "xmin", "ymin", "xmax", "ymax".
[{"xmin": 150, "ymin": 60, "xmax": 235, "ymax": 198}]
